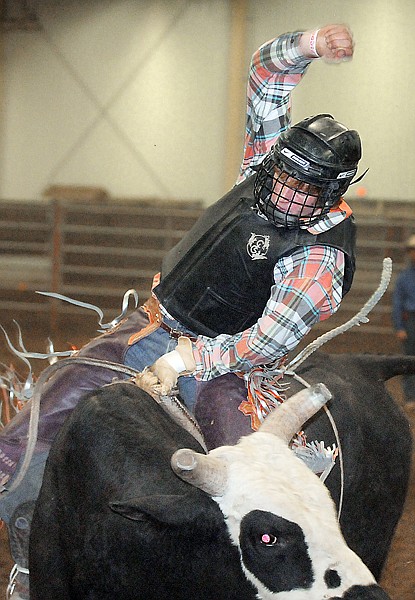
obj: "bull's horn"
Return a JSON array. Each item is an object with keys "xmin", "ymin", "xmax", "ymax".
[
  {"xmin": 171, "ymin": 448, "xmax": 228, "ymax": 497},
  {"xmin": 258, "ymin": 383, "xmax": 332, "ymax": 443}
]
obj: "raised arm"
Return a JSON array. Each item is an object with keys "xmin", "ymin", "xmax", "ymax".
[{"xmin": 237, "ymin": 24, "xmax": 354, "ymax": 182}]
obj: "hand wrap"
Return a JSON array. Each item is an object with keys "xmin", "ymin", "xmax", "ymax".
[{"xmin": 149, "ymin": 336, "xmax": 196, "ymax": 395}]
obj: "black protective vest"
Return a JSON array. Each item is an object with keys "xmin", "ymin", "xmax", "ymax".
[{"xmin": 155, "ymin": 175, "xmax": 356, "ymax": 337}]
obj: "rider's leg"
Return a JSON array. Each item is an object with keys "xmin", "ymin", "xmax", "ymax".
[
  {"xmin": 0, "ymin": 308, "xmax": 150, "ymax": 597},
  {"xmin": 0, "ymin": 305, "xmax": 196, "ymax": 598}
]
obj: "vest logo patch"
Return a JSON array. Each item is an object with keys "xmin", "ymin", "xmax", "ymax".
[{"xmin": 247, "ymin": 233, "xmax": 270, "ymax": 260}]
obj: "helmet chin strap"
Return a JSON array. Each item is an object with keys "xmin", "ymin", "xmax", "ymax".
[
  {"xmin": 349, "ymin": 167, "xmax": 369, "ymax": 187},
  {"xmin": 320, "ymin": 180, "xmax": 341, "ymax": 209}
]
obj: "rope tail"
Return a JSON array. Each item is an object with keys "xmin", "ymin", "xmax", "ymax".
[{"xmin": 286, "ymin": 257, "xmax": 393, "ymax": 373}]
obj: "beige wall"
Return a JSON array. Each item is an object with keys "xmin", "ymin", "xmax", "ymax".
[
  {"xmin": 1, "ymin": 0, "xmax": 414, "ymax": 205},
  {"xmin": 248, "ymin": 0, "xmax": 415, "ymax": 206},
  {"xmin": 1, "ymin": 0, "xmax": 231, "ymax": 204}
]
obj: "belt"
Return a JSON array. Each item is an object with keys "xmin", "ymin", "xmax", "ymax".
[
  {"xmin": 128, "ymin": 296, "xmax": 197, "ymax": 345},
  {"xmin": 159, "ymin": 320, "xmax": 198, "ymax": 342}
]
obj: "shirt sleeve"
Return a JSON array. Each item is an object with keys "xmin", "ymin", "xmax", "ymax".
[
  {"xmin": 237, "ymin": 31, "xmax": 313, "ymax": 183},
  {"xmin": 192, "ymin": 245, "xmax": 345, "ymax": 381}
]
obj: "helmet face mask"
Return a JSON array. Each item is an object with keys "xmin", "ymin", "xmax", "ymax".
[
  {"xmin": 254, "ymin": 114, "xmax": 362, "ymax": 230},
  {"xmin": 255, "ymin": 155, "xmax": 327, "ymax": 229}
]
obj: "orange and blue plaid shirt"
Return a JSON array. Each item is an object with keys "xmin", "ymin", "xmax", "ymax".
[{"xmin": 189, "ymin": 31, "xmax": 351, "ymax": 380}]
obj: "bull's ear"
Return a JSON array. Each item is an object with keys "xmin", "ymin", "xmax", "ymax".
[{"xmin": 109, "ymin": 492, "xmax": 218, "ymax": 526}]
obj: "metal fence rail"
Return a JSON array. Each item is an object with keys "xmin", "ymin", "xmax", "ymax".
[
  {"xmin": 0, "ymin": 197, "xmax": 414, "ymax": 335},
  {"xmin": 0, "ymin": 198, "xmax": 203, "ymax": 329}
]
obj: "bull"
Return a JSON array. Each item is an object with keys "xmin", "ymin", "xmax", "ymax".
[
  {"xmin": 195, "ymin": 352, "xmax": 413, "ymax": 582},
  {"xmin": 28, "ymin": 352, "xmax": 411, "ymax": 600}
]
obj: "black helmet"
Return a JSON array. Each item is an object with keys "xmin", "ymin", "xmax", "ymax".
[{"xmin": 254, "ymin": 114, "xmax": 362, "ymax": 229}]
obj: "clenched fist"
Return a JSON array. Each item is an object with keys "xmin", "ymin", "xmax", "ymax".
[{"xmin": 300, "ymin": 24, "xmax": 354, "ymax": 63}]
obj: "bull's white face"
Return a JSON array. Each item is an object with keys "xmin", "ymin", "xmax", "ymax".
[
  {"xmin": 171, "ymin": 384, "xmax": 389, "ymax": 600},
  {"xmin": 208, "ymin": 432, "xmax": 376, "ymax": 599}
]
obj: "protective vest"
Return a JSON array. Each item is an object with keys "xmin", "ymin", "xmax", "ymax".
[{"xmin": 155, "ymin": 175, "xmax": 356, "ymax": 337}]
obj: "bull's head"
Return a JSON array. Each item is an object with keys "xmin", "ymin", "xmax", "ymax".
[{"xmin": 171, "ymin": 384, "xmax": 390, "ymax": 600}]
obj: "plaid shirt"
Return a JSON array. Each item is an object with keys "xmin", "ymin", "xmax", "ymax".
[
  {"xmin": 237, "ymin": 31, "xmax": 311, "ymax": 183},
  {"xmin": 188, "ymin": 31, "xmax": 351, "ymax": 380},
  {"xmin": 193, "ymin": 245, "xmax": 344, "ymax": 379}
]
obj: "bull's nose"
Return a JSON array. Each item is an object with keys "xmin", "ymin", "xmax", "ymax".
[{"xmin": 324, "ymin": 568, "xmax": 341, "ymax": 589}]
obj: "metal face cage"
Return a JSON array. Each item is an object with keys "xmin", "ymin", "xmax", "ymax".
[{"xmin": 254, "ymin": 154, "xmax": 330, "ymax": 230}]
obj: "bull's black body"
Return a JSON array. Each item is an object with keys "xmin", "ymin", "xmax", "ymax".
[
  {"xmin": 195, "ymin": 352, "xmax": 413, "ymax": 580},
  {"xmin": 29, "ymin": 382, "xmax": 257, "ymax": 599},
  {"xmin": 29, "ymin": 353, "xmax": 412, "ymax": 599}
]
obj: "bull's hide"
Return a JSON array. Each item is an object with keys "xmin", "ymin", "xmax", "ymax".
[
  {"xmin": 195, "ymin": 352, "xmax": 413, "ymax": 580},
  {"xmin": 29, "ymin": 352, "xmax": 412, "ymax": 600},
  {"xmin": 29, "ymin": 383, "xmax": 259, "ymax": 600}
]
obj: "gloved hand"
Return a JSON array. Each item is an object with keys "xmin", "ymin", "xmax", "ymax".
[{"xmin": 149, "ymin": 336, "xmax": 196, "ymax": 395}]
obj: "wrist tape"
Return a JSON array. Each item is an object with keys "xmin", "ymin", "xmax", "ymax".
[
  {"xmin": 162, "ymin": 350, "xmax": 187, "ymax": 374},
  {"xmin": 309, "ymin": 29, "xmax": 320, "ymax": 58}
]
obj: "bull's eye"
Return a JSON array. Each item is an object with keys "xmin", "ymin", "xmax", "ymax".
[{"xmin": 261, "ymin": 533, "xmax": 278, "ymax": 546}]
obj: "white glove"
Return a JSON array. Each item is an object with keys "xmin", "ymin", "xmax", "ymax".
[{"xmin": 149, "ymin": 336, "xmax": 196, "ymax": 395}]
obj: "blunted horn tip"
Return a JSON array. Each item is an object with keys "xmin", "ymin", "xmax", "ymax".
[
  {"xmin": 171, "ymin": 448, "xmax": 228, "ymax": 497},
  {"xmin": 309, "ymin": 383, "xmax": 332, "ymax": 407},
  {"xmin": 173, "ymin": 448, "xmax": 198, "ymax": 471},
  {"xmin": 258, "ymin": 382, "xmax": 333, "ymax": 442}
]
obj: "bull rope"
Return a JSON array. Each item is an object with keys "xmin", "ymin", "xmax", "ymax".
[
  {"xmin": 291, "ymin": 372, "xmax": 346, "ymax": 521},
  {"xmin": 285, "ymin": 257, "xmax": 393, "ymax": 373},
  {"xmin": 279, "ymin": 257, "xmax": 392, "ymax": 520},
  {"xmin": 2, "ymin": 357, "xmax": 141, "ymax": 497}
]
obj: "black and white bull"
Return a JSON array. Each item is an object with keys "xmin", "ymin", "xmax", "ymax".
[
  {"xmin": 28, "ymin": 353, "xmax": 410, "ymax": 600},
  {"xmin": 195, "ymin": 352, "xmax": 413, "ymax": 583}
]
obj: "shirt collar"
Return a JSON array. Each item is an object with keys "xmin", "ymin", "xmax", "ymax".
[
  {"xmin": 252, "ymin": 198, "xmax": 352, "ymax": 232},
  {"xmin": 306, "ymin": 199, "xmax": 352, "ymax": 234}
]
